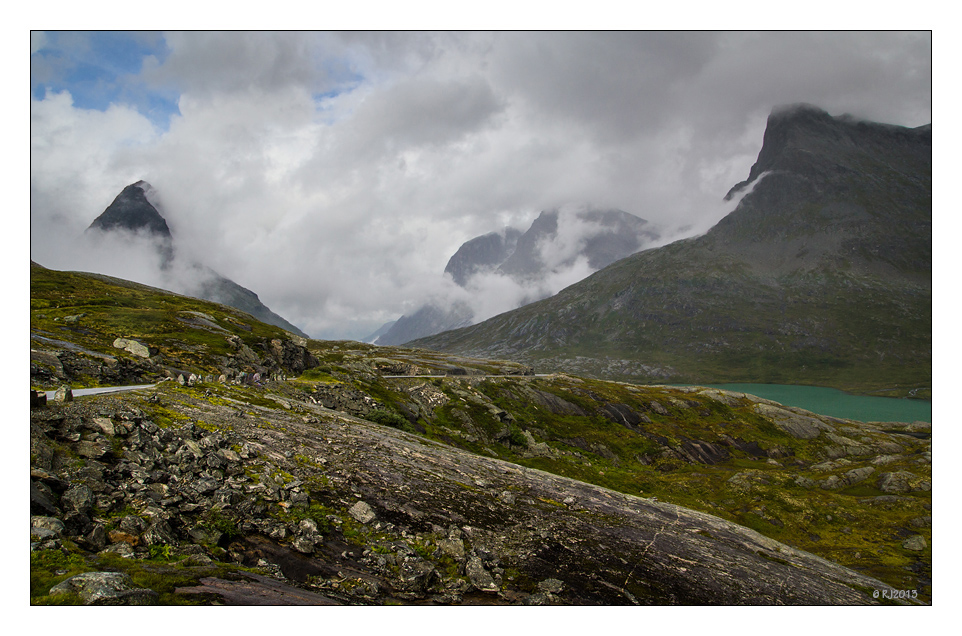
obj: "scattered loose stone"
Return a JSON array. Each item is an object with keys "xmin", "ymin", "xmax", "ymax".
[
  {"xmin": 902, "ymin": 535, "xmax": 927, "ymax": 551},
  {"xmin": 349, "ymin": 501, "xmax": 376, "ymax": 524},
  {"xmin": 465, "ymin": 555, "xmax": 499, "ymax": 593}
]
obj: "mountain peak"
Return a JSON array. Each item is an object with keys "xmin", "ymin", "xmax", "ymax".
[
  {"xmin": 87, "ymin": 181, "xmax": 172, "ymax": 240},
  {"xmin": 84, "ymin": 181, "xmax": 310, "ymax": 338},
  {"xmin": 726, "ymin": 104, "xmax": 931, "ymax": 200}
]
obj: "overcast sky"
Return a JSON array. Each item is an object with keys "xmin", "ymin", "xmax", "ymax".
[{"xmin": 29, "ymin": 30, "xmax": 932, "ymax": 340}]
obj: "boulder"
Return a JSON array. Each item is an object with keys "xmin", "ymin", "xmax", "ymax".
[
  {"xmin": 100, "ymin": 542, "xmax": 136, "ymax": 558},
  {"xmin": 53, "ymin": 386, "xmax": 73, "ymax": 403},
  {"xmin": 538, "ymin": 578, "xmax": 565, "ymax": 594},
  {"xmin": 465, "ymin": 555, "xmax": 499, "ymax": 593},
  {"xmin": 85, "ymin": 524, "xmax": 108, "ymax": 551},
  {"xmin": 438, "ymin": 538, "xmax": 466, "ymax": 561},
  {"xmin": 90, "ymin": 417, "xmax": 115, "ymax": 436},
  {"xmin": 112, "ymin": 338, "xmax": 157, "ymax": 359},
  {"xmin": 48, "ymin": 571, "xmax": 158, "ymax": 605},
  {"xmin": 75, "ymin": 440, "xmax": 107, "ymax": 459},
  {"xmin": 61, "ymin": 485, "xmax": 94, "ymax": 514},
  {"xmin": 396, "ymin": 561, "xmax": 438, "ymax": 596},
  {"xmin": 902, "ymin": 535, "xmax": 927, "ymax": 551},
  {"xmin": 31, "ymin": 390, "xmax": 47, "ymax": 408},
  {"xmin": 877, "ymin": 471, "xmax": 917, "ymax": 494},
  {"xmin": 142, "ymin": 520, "xmax": 177, "ymax": 546},
  {"xmin": 30, "ymin": 482, "xmax": 59, "ymax": 516},
  {"xmin": 841, "ymin": 466, "xmax": 875, "ymax": 487},
  {"xmin": 31, "ymin": 516, "xmax": 66, "ymax": 536}
]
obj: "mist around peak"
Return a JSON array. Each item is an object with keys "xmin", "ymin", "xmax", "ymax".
[{"xmin": 375, "ymin": 206, "xmax": 663, "ymax": 345}]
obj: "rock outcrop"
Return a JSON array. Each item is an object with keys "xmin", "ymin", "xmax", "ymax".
[{"xmin": 29, "ymin": 381, "xmax": 917, "ymax": 605}]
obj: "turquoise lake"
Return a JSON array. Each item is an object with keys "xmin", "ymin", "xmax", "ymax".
[{"xmin": 691, "ymin": 383, "xmax": 931, "ymax": 423}]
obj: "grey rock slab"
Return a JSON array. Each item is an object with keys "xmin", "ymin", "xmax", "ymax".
[
  {"xmin": 308, "ymin": 412, "xmax": 902, "ymax": 604},
  {"xmin": 754, "ymin": 403, "xmax": 833, "ymax": 439},
  {"xmin": 176, "ymin": 572, "xmax": 339, "ymax": 605}
]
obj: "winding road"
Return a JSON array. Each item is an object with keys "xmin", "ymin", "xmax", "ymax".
[{"xmin": 44, "ymin": 383, "xmax": 157, "ymax": 400}]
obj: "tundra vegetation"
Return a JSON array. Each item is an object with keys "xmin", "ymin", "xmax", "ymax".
[{"xmin": 30, "ymin": 263, "xmax": 930, "ymax": 605}]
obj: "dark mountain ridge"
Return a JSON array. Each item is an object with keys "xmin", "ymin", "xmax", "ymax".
[
  {"xmin": 444, "ymin": 227, "xmax": 522, "ymax": 287},
  {"xmin": 376, "ymin": 207, "xmax": 660, "ymax": 346},
  {"xmin": 497, "ymin": 208, "xmax": 658, "ymax": 281},
  {"xmin": 84, "ymin": 181, "xmax": 309, "ymax": 338},
  {"xmin": 411, "ymin": 105, "xmax": 932, "ymax": 395}
]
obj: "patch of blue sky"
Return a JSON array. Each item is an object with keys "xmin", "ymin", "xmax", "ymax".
[
  {"xmin": 31, "ymin": 31, "xmax": 180, "ymax": 130},
  {"xmin": 311, "ymin": 53, "xmax": 365, "ymax": 101},
  {"xmin": 311, "ymin": 67, "xmax": 366, "ymax": 125}
]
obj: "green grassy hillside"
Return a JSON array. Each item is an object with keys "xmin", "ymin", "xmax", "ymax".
[{"xmin": 30, "ymin": 263, "xmax": 931, "ymax": 603}]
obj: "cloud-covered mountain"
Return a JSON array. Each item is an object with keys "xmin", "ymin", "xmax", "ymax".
[
  {"xmin": 444, "ymin": 227, "xmax": 523, "ymax": 287},
  {"xmin": 30, "ymin": 33, "xmax": 931, "ymax": 341},
  {"xmin": 411, "ymin": 105, "xmax": 932, "ymax": 393},
  {"xmin": 374, "ymin": 207, "xmax": 661, "ymax": 345},
  {"xmin": 83, "ymin": 181, "xmax": 309, "ymax": 338}
]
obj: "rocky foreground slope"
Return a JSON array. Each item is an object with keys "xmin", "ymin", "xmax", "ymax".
[
  {"xmin": 30, "ymin": 378, "xmax": 925, "ymax": 605},
  {"xmin": 30, "ymin": 264, "xmax": 930, "ymax": 605}
]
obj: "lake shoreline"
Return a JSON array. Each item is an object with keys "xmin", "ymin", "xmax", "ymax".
[{"xmin": 673, "ymin": 382, "xmax": 932, "ymax": 424}]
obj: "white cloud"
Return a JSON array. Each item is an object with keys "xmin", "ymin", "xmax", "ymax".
[{"xmin": 29, "ymin": 32, "xmax": 932, "ymax": 340}]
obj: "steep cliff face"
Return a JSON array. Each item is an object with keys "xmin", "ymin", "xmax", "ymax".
[
  {"xmin": 412, "ymin": 106, "xmax": 931, "ymax": 393},
  {"xmin": 714, "ymin": 104, "xmax": 931, "ymax": 277}
]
